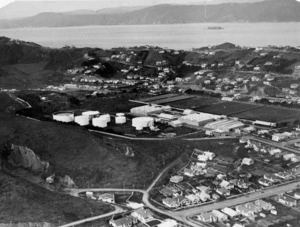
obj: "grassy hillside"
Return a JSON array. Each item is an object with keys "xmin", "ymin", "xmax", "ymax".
[{"xmin": 0, "ymin": 172, "xmax": 113, "ymax": 224}]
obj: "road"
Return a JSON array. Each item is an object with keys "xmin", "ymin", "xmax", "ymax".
[
  {"xmin": 59, "ymin": 205, "xmax": 124, "ymax": 227},
  {"xmin": 247, "ymin": 135, "xmax": 300, "ymax": 155}
]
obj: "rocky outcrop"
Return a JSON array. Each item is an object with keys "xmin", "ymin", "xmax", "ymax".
[{"xmin": 7, "ymin": 144, "xmax": 49, "ymax": 173}]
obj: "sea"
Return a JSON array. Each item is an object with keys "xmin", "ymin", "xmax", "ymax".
[{"xmin": 0, "ymin": 23, "xmax": 299, "ymax": 50}]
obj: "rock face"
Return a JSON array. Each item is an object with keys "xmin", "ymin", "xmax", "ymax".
[{"xmin": 8, "ymin": 144, "xmax": 49, "ymax": 173}]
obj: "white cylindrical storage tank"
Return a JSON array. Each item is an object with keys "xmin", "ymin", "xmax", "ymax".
[
  {"xmin": 116, "ymin": 116, "xmax": 126, "ymax": 124},
  {"xmin": 82, "ymin": 111, "xmax": 100, "ymax": 120},
  {"xmin": 100, "ymin": 114, "xmax": 111, "ymax": 123},
  {"xmin": 132, "ymin": 117, "xmax": 154, "ymax": 130},
  {"xmin": 53, "ymin": 112, "xmax": 74, "ymax": 123},
  {"xmin": 116, "ymin": 113, "xmax": 125, "ymax": 117},
  {"xmin": 135, "ymin": 125, "xmax": 143, "ymax": 131},
  {"xmin": 92, "ymin": 117, "xmax": 108, "ymax": 128},
  {"xmin": 75, "ymin": 115, "xmax": 90, "ymax": 126}
]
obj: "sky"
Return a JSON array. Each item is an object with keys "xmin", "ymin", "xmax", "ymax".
[{"xmin": 1, "ymin": 0, "xmax": 299, "ymax": 10}]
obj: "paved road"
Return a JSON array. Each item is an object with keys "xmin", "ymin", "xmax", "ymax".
[
  {"xmin": 59, "ymin": 205, "xmax": 124, "ymax": 227},
  {"xmin": 247, "ymin": 135, "xmax": 300, "ymax": 154}
]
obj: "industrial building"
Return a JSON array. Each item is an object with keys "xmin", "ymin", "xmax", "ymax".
[
  {"xmin": 204, "ymin": 119, "xmax": 244, "ymax": 132},
  {"xmin": 130, "ymin": 105, "xmax": 170, "ymax": 116},
  {"xmin": 178, "ymin": 113, "xmax": 221, "ymax": 127}
]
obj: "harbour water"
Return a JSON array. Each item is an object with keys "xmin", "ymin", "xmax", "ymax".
[{"xmin": 0, "ymin": 23, "xmax": 299, "ymax": 49}]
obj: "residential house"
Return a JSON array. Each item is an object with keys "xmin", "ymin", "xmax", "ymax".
[
  {"xmin": 212, "ymin": 210, "xmax": 228, "ymax": 221},
  {"xmin": 216, "ymin": 187, "xmax": 230, "ymax": 196},
  {"xmin": 258, "ymin": 178, "xmax": 272, "ymax": 187},
  {"xmin": 162, "ymin": 198, "xmax": 179, "ymax": 208},
  {"xmin": 235, "ymin": 205, "xmax": 254, "ymax": 217},
  {"xmin": 183, "ymin": 168, "xmax": 195, "ymax": 177},
  {"xmin": 98, "ymin": 193, "xmax": 115, "ymax": 203},
  {"xmin": 221, "ymin": 207, "xmax": 238, "ymax": 218},
  {"xmin": 196, "ymin": 185, "xmax": 211, "ymax": 193},
  {"xmin": 242, "ymin": 158, "xmax": 254, "ymax": 165},
  {"xmin": 294, "ymin": 190, "xmax": 300, "ymax": 199},
  {"xmin": 264, "ymin": 174, "xmax": 279, "ymax": 183},
  {"xmin": 272, "ymin": 133, "xmax": 288, "ymax": 142},
  {"xmin": 185, "ymin": 194, "xmax": 200, "ymax": 204},
  {"xmin": 157, "ymin": 219, "xmax": 178, "ymax": 227},
  {"xmin": 220, "ymin": 180, "xmax": 234, "ymax": 190},
  {"xmin": 131, "ymin": 208, "xmax": 153, "ymax": 223},
  {"xmin": 170, "ymin": 175, "xmax": 184, "ymax": 183},
  {"xmin": 276, "ymin": 195, "xmax": 297, "ymax": 207},
  {"xmin": 203, "ymin": 151, "xmax": 215, "ymax": 160},
  {"xmin": 269, "ymin": 148, "xmax": 281, "ymax": 156},
  {"xmin": 196, "ymin": 191, "xmax": 211, "ymax": 202},
  {"xmin": 243, "ymin": 202, "xmax": 262, "ymax": 213},
  {"xmin": 109, "ymin": 217, "xmax": 135, "ymax": 227},
  {"xmin": 197, "ymin": 212, "xmax": 216, "ymax": 223},
  {"xmin": 275, "ymin": 171, "xmax": 292, "ymax": 180},
  {"xmin": 255, "ymin": 199, "xmax": 273, "ymax": 210},
  {"xmin": 160, "ymin": 187, "xmax": 174, "ymax": 197},
  {"xmin": 283, "ymin": 153, "xmax": 296, "ymax": 161}
]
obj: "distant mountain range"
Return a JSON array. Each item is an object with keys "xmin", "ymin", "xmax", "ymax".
[{"xmin": 0, "ymin": 0, "xmax": 299, "ymax": 28}]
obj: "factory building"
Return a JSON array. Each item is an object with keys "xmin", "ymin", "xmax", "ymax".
[
  {"xmin": 204, "ymin": 119, "xmax": 244, "ymax": 132},
  {"xmin": 130, "ymin": 105, "xmax": 170, "ymax": 116},
  {"xmin": 178, "ymin": 113, "xmax": 221, "ymax": 127}
]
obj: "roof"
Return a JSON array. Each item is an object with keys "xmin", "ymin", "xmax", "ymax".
[
  {"xmin": 111, "ymin": 217, "xmax": 133, "ymax": 227},
  {"xmin": 133, "ymin": 208, "xmax": 153, "ymax": 219},
  {"xmin": 99, "ymin": 193, "xmax": 114, "ymax": 200}
]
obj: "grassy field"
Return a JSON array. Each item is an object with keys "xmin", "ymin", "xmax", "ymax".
[
  {"xmin": 232, "ymin": 105, "xmax": 300, "ymax": 122},
  {"xmin": 199, "ymin": 101, "xmax": 262, "ymax": 115},
  {"xmin": 0, "ymin": 172, "xmax": 113, "ymax": 225},
  {"xmin": 165, "ymin": 96, "xmax": 219, "ymax": 110}
]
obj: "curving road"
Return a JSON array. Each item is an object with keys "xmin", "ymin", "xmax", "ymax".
[{"xmin": 59, "ymin": 204, "xmax": 124, "ymax": 227}]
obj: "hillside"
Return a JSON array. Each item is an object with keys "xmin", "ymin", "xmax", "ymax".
[
  {"xmin": 0, "ymin": 0, "xmax": 299, "ymax": 28},
  {"xmin": 0, "ymin": 171, "xmax": 113, "ymax": 224}
]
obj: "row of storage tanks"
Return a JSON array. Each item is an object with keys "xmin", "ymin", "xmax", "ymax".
[
  {"xmin": 53, "ymin": 111, "xmax": 156, "ymax": 131},
  {"xmin": 52, "ymin": 111, "xmax": 127, "ymax": 128}
]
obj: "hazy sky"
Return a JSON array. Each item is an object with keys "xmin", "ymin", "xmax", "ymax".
[{"xmin": 1, "ymin": 0, "xmax": 299, "ymax": 10}]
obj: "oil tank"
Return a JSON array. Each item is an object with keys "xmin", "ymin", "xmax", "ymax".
[
  {"xmin": 132, "ymin": 117, "xmax": 154, "ymax": 130},
  {"xmin": 82, "ymin": 111, "xmax": 100, "ymax": 120},
  {"xmin": 116, "ymin": 116, "xmax": 126, "ymax": 124},
  {"xmin": 53, "ymin": 111, "xmax": 74, "ymax": 123},
  {"xmin": 74, "ymin": 115, "xmax": 90, "ymax": 126},
  {"xmin": 99, "ymin": 114, "xmax": 111, "ymax": 123},
  {"xmin": 92, "ymin": 117, "xmax": 108, "ymax": 128}
]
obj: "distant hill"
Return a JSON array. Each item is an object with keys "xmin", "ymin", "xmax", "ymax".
[
  {"xmin": 0, "ymin": 0, "xmax": 299, "ymax": 28},
  {"xmin": 0, "ymin": 1, "xmax": 145, "ymax": 20}
]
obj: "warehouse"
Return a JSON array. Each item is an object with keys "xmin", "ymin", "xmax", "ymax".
[
  {"xmin": 204, "ymin": 119, "xmax": 244, "ymax": 132},
  {"xmin": 130, "ymin": 105, "xmax": 166, "ymax": 116},
  {"xmin": 178, "ymin": 113, "xmax": 221, "ymax": 127}
]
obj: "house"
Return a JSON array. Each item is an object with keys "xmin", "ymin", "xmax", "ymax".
[
  {"xmin": 197, "ymin": 212, "xmax": 216, "ymax": 223},
  {"xmin": 98, "ymin": 193, "xmax": 115, "ymax": 203},
  {"xmin": 185, "ymin": 194, "xmax": 200, "ymax": 204},
  {"xmin": 264, "ymin": 174, "xmax": 279, "ymax": 183},
  {"xmin": 291, "ymin": 155, "xmax": 300, "ymax": 163},
  {"xmin": 221, "ymin": 207, "xmax": 238, "ymax": 218},
  {"xmin": 276, "ymin": 195, "xmax": 297, "ymax": 207},
  {"xmin": 269, "ymin": 148, "xmax": 281, "ymax": 156},
  {"xmin": 216, "ymin": 187, "xmax": 230, "ymax": 196},
  {"xmin": 197, "ymin": 154, "xmax": 209, "ymax": 162},
  {"xmin": 294, "ymin": 190, "xmax": 300, "ymax": 199},
  {"xmin": 196, "ymin": 191, "xmax": 211, "ymax": 202},
  {"xmin": 220, "ymin": 180, "xmax": 234, "ymax": 189},
  {"xmin": 109, "ymin": 217, "xmax": 135, "ymax": 227},
  {"xmin": 258, "ymin": 178, "xmax": 272, "ymax": 187},
  {"xmin": 160, "ymin": 187, "xmax": 174, "ymax": 197},
  {"xmin": 255, "ymin": 199, "xmax": 273, "ymax": 210},
  {"xmin": 162, "ymin": 198, "xmax": 179, "ymax": 208},
  {"xmin": 244, "ymin": 202, "xmax": 262, "ymax": 213},
  {"xmin": 283, "ymin": 153, "xmax": 296, "ymax": 161},
  {"xmin": 242, "ymin": 158, "xmax": 254, "ymax": 165},
  {"xmin": 196, "ymin": 185, "xmax": 211, "ymax": 193},
  {"xmin": 183, "ymin": 168, "xmax": 195, "ymax": 177},
  {"xmin": 157, "ymin": 219, "xmax": 178, "ymax": 227},
  {"xmin": 275, "ymin": 171, "xmax": 292, "ymax": 180},
  {"xmin": 272, "ymin": 133, "xmax": 288, "ymax": 142},
  {"xmin": 170, "ymin": 175, "xmax": 184, "ymax": 183},
  {"xmin": 235, "ymin": 205, "xmax": 254, "ymax": 217},
  {"xmin": 212, "ymin": 210, "xmax": 228, "ymax": 221},
  {"xmin": 203, "ymin": 151, "xmax": 215, "ymax": 160},
  {"xmin": 131, "ymin": 208, "xmax": 153, "ymax": 223},
  {"xmin": 195, "ymin": 161, "xmax": 207, "ymax": 168}
]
